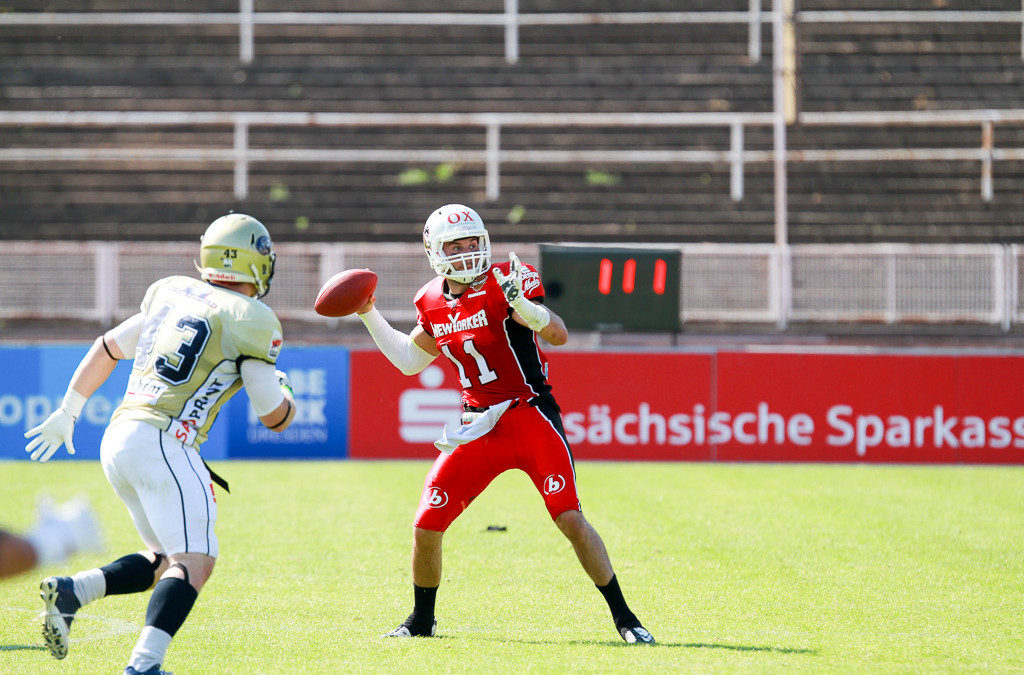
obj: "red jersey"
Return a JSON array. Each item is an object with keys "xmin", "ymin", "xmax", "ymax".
[{"xmin": 415, "ymin": 261, "xmax": 552, "ymax": 409}]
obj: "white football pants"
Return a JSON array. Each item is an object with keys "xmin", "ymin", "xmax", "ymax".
[{"xmin": 100, "ymin": 419, "xmax": 219, "ymax": 558}]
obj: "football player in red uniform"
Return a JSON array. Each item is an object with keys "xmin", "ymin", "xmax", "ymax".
[{"xmin": 357, "ymin": 204, "xmax": 654, "ymax": 644}]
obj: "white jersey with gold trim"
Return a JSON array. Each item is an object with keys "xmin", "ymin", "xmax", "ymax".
[{"xmin": 110, "ymin": 275, "xmax": 283, "ymax": 449}]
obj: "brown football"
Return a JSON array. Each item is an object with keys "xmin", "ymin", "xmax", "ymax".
[{"xmin": 314, "ymin": 269, "xmax": 378, "ymax": 317}]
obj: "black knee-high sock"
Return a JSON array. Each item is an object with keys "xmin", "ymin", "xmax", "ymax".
[
  {"xmin": 145, "ymin": 577, "xmax": 198, "ymax": 638},
  {"xmin": 407, "ymin": 584, "xmax": 437, "ymax": 626},
  {"xmin": 596, "ymin": 574, "xmax": 639, "ymax": 628},
  {"xmin": 101, "ymin": 553, "xmax": 162, "ymax": 595}
]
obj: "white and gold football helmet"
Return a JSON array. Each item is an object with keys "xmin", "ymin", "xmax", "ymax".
[
  {"xmin": 423, "ymin": 204, "xmax": 491, "ymax": 284},
  {"xmin": 195, "ymin": 213, "xmax": 276, "ymax": 298}
]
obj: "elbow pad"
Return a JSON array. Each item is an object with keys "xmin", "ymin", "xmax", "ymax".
[
  {"xmin": 359, "ymin": 308, "xmax": 436, "ymax": 375},
  {"xmin": 241, "ymin": 359, "xmax": 286, "ymax": 416}
]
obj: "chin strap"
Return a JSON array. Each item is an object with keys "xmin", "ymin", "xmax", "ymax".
[{"xmin": 250, "ymin": 263, "xmax": 268, "ymax": 297}]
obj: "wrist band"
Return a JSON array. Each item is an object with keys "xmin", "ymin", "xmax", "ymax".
[
  {"xmin": 512, "ymin": 298, "xmax": 551, "ymax": 332},
  {"xmin": 61, "ymin": 389, "xmax": 88, "ymax": 420}
]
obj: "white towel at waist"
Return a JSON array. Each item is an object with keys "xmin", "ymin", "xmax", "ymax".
[{"xmin": 434, "ymin": 399, "xmax": 515, "ymax": 454}]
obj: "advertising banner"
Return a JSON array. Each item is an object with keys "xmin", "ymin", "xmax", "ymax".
[
  {"xmin": 0, "ymin": 345, "xmax": 349, "ymax": 461},
  {"xmin": 349, "ymin": 349, "xmax": 1024, "ymax": 464},
  {"xmin": 349, "ymin": 351, "xmax": 462, "ymax": 460},
  {"xmin": 5, "ymin": 345, "xmax": 1023, "ymax": 463},
  {"xmin": 713, "ymin": 352, "xmax": 998, "ymax": 463},
  {"xmin": 547, "ymin": 351, "xmax": 714, "ymax": 461},
  {"xmin": 225, "ymin": 346, "xmax": 349, "ymax": 459},
  {"xmin": 0, "ymin": 345, "xmax": 136, "ymax": 461}
]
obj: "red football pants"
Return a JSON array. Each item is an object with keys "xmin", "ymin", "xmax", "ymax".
[{"xmin": 413, "ymin": 401, "xmax": 581, "ymax": 532}]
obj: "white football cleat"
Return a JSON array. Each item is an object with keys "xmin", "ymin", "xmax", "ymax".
[{"xmin": 382, "ymin": 618, "xmax": 437, "ymax": 637}]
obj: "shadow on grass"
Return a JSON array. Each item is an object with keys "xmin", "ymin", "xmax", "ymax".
[
  {"xmin": 685, "ymin": 642, "xmax": 817, "ymax": 655},
  {"xmin": 0, "ymin": 644, "xmax": 46, "ymax": 652},
  {"xmin": 513, "ymin": 638, "xmax": 816, "ymax": 654}
]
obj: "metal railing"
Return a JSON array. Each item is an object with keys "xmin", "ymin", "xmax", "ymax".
[
  {"xmin": 3, "ymin": 4, "xmax": 1023, "ymax": 335},
  {"xmin": 1, "ymin": 3, "xmax": 1020, "ymax": 64},
  {"xmin": 1, "ymin": 109, "xmax": 1022, "ymax": 203},
  {"xmin": 0, "ymin": 241, "xmax": 1020, "ymax": 332},
  {"xmin": 0, "ymin": 2, "xmax": 772, "ymax": 65}
]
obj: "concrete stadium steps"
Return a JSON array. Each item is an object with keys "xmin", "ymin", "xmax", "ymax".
[
  {"xmin": 1, "ymin": 22, "xmax": 770, "ymax": 114},
  {"xmin": 785, "ymin": 163, "xmax": 1024, "ymax": 242},
  {"xmin": 0, "ymin": 25, "xmax": 755, "ymax": 63},
  {"xmin": 4, "ymin": 156, "xmax": 1022, "ymax": 243},
  {"xmin": 2, "ymin": 124, "xmax": 1021, "ymax": 243},
  {"xmin": 798, "ymin": 7, "xmax": 1024, "ymax": 111},
  {"xmin": 1, "ymin": 161, "xmax": 774, "ymax": 241},
  {"xmin": 2, "ymin": 0, "xmax": 1023, "ymax": 243},
  {"xmin": 0, "ymin": 63, "xmax": 773, "ymax": 114},
  {"xmin": 801, "ymin": 56, "xmax": 1024, "ymax": 111}
]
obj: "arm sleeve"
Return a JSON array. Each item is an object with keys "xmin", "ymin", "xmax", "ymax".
[
  {"xmin": 241, "ymin": 359, "xmax": 286, "ymax": 416},
  {"xmin": 359, "ymin": 308, "xmax": 436, "ymax": 376}
]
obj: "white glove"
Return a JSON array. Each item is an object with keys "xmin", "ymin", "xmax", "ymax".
[
  {"xmin": 276, "ymin": 370, "xmax": 293, "ymax": 395},
  {"xmin": 492, "ymin": 252, "xmax": 551, "ymax": 332},
  {"xmin": 24, "ymin": 390, "xmax": 87, "ymax": 462}
]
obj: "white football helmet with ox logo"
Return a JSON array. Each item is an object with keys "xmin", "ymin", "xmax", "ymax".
[
  {"xmin": 423, "ymin": 204, "xmax": 491, "ymax": 284},
  {"xmin": 195, "ymin": 213, "xmax": 277, "ymax": 298}
]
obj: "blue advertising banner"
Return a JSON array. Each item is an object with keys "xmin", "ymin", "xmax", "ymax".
[
  {"xmin": 227, "ymin": 346, "xmax": 350, "ymax": 459},
  {"xmin": 0, "ymin": 345, "xmax": 349, "ymax": 461},
  {"xmin": 0, "ymin": 345, "xmax": 132, "ymax": 462}
]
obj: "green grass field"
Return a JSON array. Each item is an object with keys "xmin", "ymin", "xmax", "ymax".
[{"xmin": 1, "ymin": 460, "xmax": 1022, "ymax": 674}]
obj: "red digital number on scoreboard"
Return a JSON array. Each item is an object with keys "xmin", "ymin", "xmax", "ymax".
[{"xmin": 598, "ymin": 257, "xmax": 669, "ymax": 295}]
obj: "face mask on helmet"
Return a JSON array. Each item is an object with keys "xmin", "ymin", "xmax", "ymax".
[
  {"xmin": 195, "ymin": 213, "xmax": 277, "ymax": 298},
  {"xmin": 423, "ymin": 204, "xmax": 491, "ymax": 284}
]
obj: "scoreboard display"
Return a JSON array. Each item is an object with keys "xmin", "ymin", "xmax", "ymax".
[{"xmin": 539, "ymin": 244, "xmax": 681, "ymax": 333}]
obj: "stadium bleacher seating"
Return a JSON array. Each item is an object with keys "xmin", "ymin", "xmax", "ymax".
[{"xmin": 1, "ymin": 0, "xmax": 1022, "ymax": 243}]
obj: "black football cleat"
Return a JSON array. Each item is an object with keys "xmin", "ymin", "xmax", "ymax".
[
  {"xmin": 39, "ymin": 576, "xmax": 81, "ymax": 659},
  {"xmin": 619, "ymin": 625, "xmax": 656, "ymax": 644}
]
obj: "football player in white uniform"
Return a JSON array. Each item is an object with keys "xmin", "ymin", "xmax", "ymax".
[{"xmin": 24, "ymin": 214, "xmax": 297, "ymax": 675}]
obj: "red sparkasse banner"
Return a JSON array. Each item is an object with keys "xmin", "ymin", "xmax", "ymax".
[
  {"xmin": 546, "ymin": 351, "xmax": 714, "ymax": 461},
  {"xmin": 349, "ymin": 349, "xmax": 1024, "ymax": 464},
  {"xmin": 714, "ymin": 352, "xmax": 961, "ymax": 463},
  {"xmin": 349, "ymin": 350, "xmax": 460, "ymax": 459}
]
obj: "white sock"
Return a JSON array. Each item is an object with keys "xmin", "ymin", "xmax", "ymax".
[
  {"xmin": 70, "ymin": 568, "xmax": 106, "ymax": 606},
  {"xmin": 128, "ymin": 626, "xmax": 172, "ymax": 673}
]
